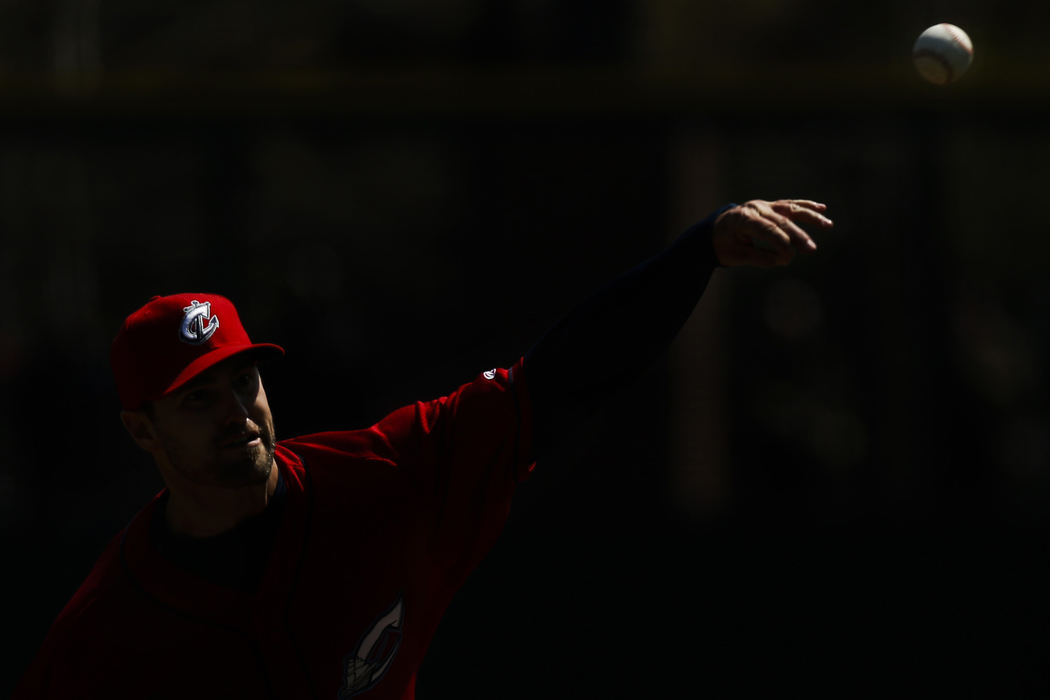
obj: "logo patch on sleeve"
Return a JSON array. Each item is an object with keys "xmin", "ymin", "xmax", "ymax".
[{"xmin": 483, "ymin": 368, "xmax": 496, "ymax": 380}]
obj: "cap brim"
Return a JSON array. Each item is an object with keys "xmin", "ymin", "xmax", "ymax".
[{"xmin": 157, "ymin": 343, "xmax": 285, "ymax": 402}]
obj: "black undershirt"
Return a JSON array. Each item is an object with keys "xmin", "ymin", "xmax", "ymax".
[{"xmin": 151, "ymin": 468, "xmax": 288, "ymax": 591}]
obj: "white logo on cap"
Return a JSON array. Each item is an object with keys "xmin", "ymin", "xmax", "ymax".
[{"xmin": 180, "ymin": 300, "xmax": 220, "ymax": 345}]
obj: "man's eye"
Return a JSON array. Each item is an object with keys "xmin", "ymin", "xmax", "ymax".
[
  {"xmin": 184, "ymin": 390, "xmax": 209, "ymax": 404},
  {"xmin": 236, "ymin": 372, "xmax": 254, "ymax": 388}
]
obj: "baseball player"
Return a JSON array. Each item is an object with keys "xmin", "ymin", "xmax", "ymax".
[{"xmin": 14, "ymin": 199, "xmax": 832, "ymax": 699}]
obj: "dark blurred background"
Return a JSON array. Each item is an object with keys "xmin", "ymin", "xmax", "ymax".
[{"xmin": 5, "ymin": 0, "xmax": 1050, "ymax": 696}]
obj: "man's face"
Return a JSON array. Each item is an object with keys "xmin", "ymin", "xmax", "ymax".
[{"xmin": 145, "ymin": 355, "xmax": 277, "ymax": 489}]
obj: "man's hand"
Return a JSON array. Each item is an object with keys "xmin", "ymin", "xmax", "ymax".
[{"xmin": 712, "ymin": 199, "xmax": 834, "ymax": 268}]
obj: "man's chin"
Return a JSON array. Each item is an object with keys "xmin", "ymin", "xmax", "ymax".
[{"xmin": 215, "ymin": 450, "xmax": 274, "ymax": 488}]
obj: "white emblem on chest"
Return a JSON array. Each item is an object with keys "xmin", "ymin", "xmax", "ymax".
[
  {"xmin": 339, "ymin": 595, "xmax": 405, "ymax": 698},
  {"xmin": 180, "ymin": 300, "xmax": 220, "ymax": 345}
]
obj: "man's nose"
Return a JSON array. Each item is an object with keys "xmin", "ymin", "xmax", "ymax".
[{"xmin": 221, "ymin": 387, "xmax": 252, "ymax": 422}]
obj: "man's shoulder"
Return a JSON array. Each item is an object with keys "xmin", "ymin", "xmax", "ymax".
[
  {"xmin": 274, "ymin": 363, "xmax": 528, "ymax": 469},
  {"xmin": 276, "ymin": 425, "xmax": 403, "ymax": 468}
]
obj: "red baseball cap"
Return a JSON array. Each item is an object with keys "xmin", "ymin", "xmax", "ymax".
[{"xmin": 110, "ymin": 293, "xmax": 285, "ymax": 410}]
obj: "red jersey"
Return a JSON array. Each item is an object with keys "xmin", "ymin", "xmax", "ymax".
[{"xmin": 15, "ymin": 360, "xmax": 534, "ymax": 699}]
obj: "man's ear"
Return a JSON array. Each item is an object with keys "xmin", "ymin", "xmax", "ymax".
[{"xmin": 120, "ymin": 410, "xmax": 158, "ymax": 453}]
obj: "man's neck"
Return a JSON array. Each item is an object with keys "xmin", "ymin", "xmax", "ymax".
[{"xmin": 164, "ymin": 462, "xmax": 280, "ymax": 538}]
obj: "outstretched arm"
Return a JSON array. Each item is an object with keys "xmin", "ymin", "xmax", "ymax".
[{"xmin": 523, "ymin": 198, "xmax": 833, "ymax": 461}]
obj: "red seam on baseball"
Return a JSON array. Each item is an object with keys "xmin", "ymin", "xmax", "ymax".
[
  {"xmin": 942, "ymin": 23, "xmax": 973, "ymax": 54},
  {"xmin": 913, "ymin": 48, "xmax": 954, "ymax": 84}
]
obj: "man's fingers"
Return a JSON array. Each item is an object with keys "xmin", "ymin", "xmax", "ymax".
[
  {"xmin": 725, "ymin": 204, "xmax": 790, "ymax": 251},
  {"xmin": 784, "ymin": 199, "xmax": 827, "ymax": 212},
  {"xmin": 776, "ymin": 216, "xmax": 818, "ymax": 252},
  {"xmin": 768, "ymin": 201, "xmax": 833, "ymax": 252},
  {"xmin": 745, "ymin": 203, "xmax": 811, "ymax": 253},
  {"xmin": 772, "ymin": 200, "xmax": 835, "ymax": 228}
]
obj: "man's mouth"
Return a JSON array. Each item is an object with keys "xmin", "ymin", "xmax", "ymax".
[{"xmin": 219, "ymin": 433, "xmax": 262, "ymax": 449}]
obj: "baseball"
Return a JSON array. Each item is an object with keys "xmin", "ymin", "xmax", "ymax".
[{"xmin": 912, "ymin": 23, "xmax": 973, "ymax": 85}]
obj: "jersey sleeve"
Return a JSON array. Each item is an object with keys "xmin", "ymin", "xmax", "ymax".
[
  {"xmin": 385, "ymin": 356, "xmax": 535, "ymax": 572},
  {"xmin": 282, "ymin": 356, "xmax": 535, "ymax": 581},
  {"xmin": 399, "ymin": 358, "xmax": 530, "ymax": 481},
  {"xmin": 410, "ymin": 357, "xmax": 534, "ymax": 480},
  {"xmin": 411, "ymin": 356, "xmax": 533, "ymax": 575}
]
